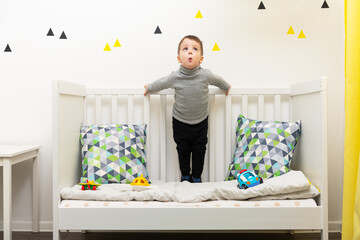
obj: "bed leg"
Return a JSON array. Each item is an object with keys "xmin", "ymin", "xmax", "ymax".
[
  {"xmin": 321, "ymin": 229, "xmax": 329, "ymax": 240},
  {"xmin": 53, "ymin": 230, "xmax": 61, "ymax": 240}
]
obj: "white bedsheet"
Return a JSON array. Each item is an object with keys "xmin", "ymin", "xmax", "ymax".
[
  {"xmin": 61, "ymin": 170, "xmax": 319, "ymax": 203},
  {"xmin": 60, "ymin": 199, "xmax": 317, "ymax": 208}
]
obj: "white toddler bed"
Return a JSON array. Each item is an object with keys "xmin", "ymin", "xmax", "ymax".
[{"xmin": 52, "ymin": 78, "xmax": 328, "ymax": 240}]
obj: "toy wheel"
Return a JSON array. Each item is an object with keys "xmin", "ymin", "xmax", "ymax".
[
  {"xmin": 81, "ymin": 185, "xmax": 85, "ymax": 190},
  {"xmin": 260, "ymin": 178, "xmax": 263, "ymax": 184},
  {"xmin": 241, "ymin": 185, "xmax": 248, "ymax": 190},
  {"xmin": 92, "ymin": 186, "xmax": 96, "ymax": 190}
]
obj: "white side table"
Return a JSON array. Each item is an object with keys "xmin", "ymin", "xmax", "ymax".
[{"xmin": 0, "ymin": 145, "xmax": 40, "ymax": 240}]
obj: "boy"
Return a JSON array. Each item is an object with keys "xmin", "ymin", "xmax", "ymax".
[{"xmin": 144, "ymin": 35, "xmax": 231, "ymax": 183}]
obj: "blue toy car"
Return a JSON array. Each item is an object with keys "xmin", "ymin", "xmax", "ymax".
[{"xmin": 237, "ymin": 169, "xmax": 263, "ymax": 189}]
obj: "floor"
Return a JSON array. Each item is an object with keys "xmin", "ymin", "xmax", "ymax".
[{"xmin": 0, "ymin": 231, "xmax": 342, "ymax": 240}]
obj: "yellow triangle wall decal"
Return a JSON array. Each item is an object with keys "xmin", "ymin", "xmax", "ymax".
[
  {"xmin": 287, "ymin": 26, "xmax": 295, "ymax": 34},
  {"xmin": 195, "ymin": 10, "xmax": 203, "ymax": 18},
  {"xmin": 114, "ymin": 39, "xmax": 121, "ymax": 47},
  {"xmin": 104, "ymin": 43, "xmax": 111, "ymax": 51},
  {"xmin": 212, "ymin": 42, "xmax": 220, "ymax": 51},
  {"xmin": 298, "ymin": 30, "xmax": 306, "ymax": 38}
]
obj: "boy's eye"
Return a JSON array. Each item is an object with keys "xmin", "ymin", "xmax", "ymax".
[
  {"xmin": 194, "ymin": 48, "xmax": 198, "ymax": 51},
  {"xmin": 183, "ymin": 47, "xmax": 188, "ymax": 51}
]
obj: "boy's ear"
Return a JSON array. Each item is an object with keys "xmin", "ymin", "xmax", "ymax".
[
  {"xmin": 177, "ymin": 56, "xmax": 181, "ymax": 63},
  {"xmin": 200, "ymin": 56, "xmax": 204, "ymax": 63}
]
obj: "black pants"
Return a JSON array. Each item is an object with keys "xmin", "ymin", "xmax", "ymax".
[{"xmin": 172, "ymin": 117, "xmax": 208, "ymax": 178}]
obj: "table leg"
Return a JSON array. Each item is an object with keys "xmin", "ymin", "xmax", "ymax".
[
  {"xmin": 32, "ymin": 153, "xmax": 39, "ymax": 232},
  {"xmin": 3, "ymin": 158, "xmax": 12, "ymax": 240}
]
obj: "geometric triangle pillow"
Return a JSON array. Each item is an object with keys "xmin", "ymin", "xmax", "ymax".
[
  {"xmin": 225, "ymin": 115, "xmax": 301, "ymax": 181},
  {"xmin": 80, "ymin": 124, "xmax": 150, "ymax": 184}
]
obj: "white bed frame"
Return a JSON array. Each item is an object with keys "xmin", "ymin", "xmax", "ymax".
[{"xmin": 52, "ymin": 78, "xmax": 328, "ymax": 240}]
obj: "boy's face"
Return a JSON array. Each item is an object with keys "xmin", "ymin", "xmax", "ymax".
[{"xmin": 177, "ymin": 38, "xmax": 204, "ymax": 69}]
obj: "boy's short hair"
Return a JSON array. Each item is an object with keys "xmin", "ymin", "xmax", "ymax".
[{"xmin": 178, "ymin": 35, "xmax": 203, "ymax": 56}]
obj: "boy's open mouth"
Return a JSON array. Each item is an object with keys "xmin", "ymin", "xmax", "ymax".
[{"xmin": 188, "ymin": 57, "xmax": 193, "ymax": 61}]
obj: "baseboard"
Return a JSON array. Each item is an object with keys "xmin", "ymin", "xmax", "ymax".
[
  {"xmin": 0, "ymin": 220, "xmax": 342, "ymax": 233},
  {"xmin": 0, "ymin": 221, "xmax": 52, "ymax": 232}
]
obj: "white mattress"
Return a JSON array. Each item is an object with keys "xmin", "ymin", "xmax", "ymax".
[
  {"xmin": 60, "ymin": 199, "xmax": 317, "ymax": 208},
  {"xmin": 61, "ymin": 171, "xmax": 320, "ymax": 203}
]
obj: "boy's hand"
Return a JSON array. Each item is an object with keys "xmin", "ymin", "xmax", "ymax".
[
  {"xmin": 225, "ymin": 85, "xmax": 231, "ymax": 96},
  {"xmin": 144, "ymin": 84, "xmax": 149, "ymax": 96}
]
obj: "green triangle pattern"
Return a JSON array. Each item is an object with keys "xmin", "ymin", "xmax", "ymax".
[
  {"xmin": 80, "ymin": 123, "xmax": 150, "ymax": 184},
  {"xmin": 225, "ymin": 115, "xmax": 301, "ymax": 181}
]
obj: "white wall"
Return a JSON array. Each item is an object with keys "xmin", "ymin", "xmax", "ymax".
[{"xmin": 0, "ymin": 0, "xmax": 344, "ymax": 232}]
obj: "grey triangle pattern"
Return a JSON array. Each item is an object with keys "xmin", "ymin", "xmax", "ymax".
[
  {"xmin": 80, "ymin": 124, "xmax": 150, "ymax": 184},
  {"xmin": 225, "ymin": 115, "xmax": 301, "ymax": 181}
]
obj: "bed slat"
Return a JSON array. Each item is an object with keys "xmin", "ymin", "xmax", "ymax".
[
  {"xmin": 208, "ymin": 95, "xmax": 216, "ymax": 182},
  {"xmin": 258, "ymin": 95, "xmax": 264, "ymax": 120},
  {"xmin": 242, "ymin": 95, "xmax": 248, "ymax": 117},
  {"xmin": 160, "ymin": 95, "xmax": 167, "ymax": 181},
  {"xmin": 144, "ymin": 95, "xmax": 150, "ymax": 171},
  {"xmin": 127, "ymin": 95, "xmax": 134, "ymax": 124},
  {"xmin": 111, "ymin": 95, "xmax": 117, "ymax": 124},
  {"xmin": 83, "ymin": 97, "xmax": 87, "ymax": 124},
  {"xmin": 95, "ymin": 95, "xmax": 102, "ymax": 124},
  {"xmin": 225, "ymin": 95, "xmax": 232, "ymax": 175},
  {"xmin": 275, "ymin": 95, "xmax": 281, "ymax": 120}
]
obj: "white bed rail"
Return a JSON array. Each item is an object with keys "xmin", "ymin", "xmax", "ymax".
[{"xmin": 83, "ymin": 87, "xmax": 292, "ymax": 182}]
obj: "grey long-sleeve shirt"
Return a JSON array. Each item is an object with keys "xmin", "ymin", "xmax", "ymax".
[{"xmin": 147, "ymin": 65, "xmax": 230, "ymax": 124}]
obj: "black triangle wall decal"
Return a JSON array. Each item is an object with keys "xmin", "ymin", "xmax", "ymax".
[
  {"xmin": 258, "ymin": 1, "xmax": 266, "ymax": 10},
  {"xmin": 321, "ymin": 0, "xmax": 329, "ymax": 8},
  {"xmin": 4, "ymin": 44, "xmax": 11, "ymax": 52},
  {"xmin": 47, "ymin": 28, "xmax": 54, "ymax": 36},
  {"xmin": 154, "ymin": 26, "xmax": 162, "ymax": 34},
  {"xmin": 60, "ymin": 31, "xmax": 67, "ymax": 39}
]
